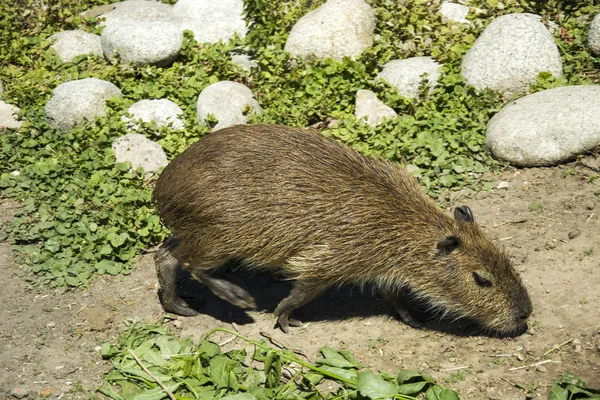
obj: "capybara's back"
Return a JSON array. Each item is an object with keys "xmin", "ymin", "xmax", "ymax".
[{"xmin": 153, "ymin": 124, "xmax": 532, "ymax": 335}]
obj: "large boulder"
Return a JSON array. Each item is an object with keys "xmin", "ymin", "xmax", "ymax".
[
  {"xmin": 355, "ymin": 90, "xmax": 397, "ymax": 127},
  {"xmin": 98, "ymin": 0, "xmax": 173, "ymax": 27},
  {"xmin": 171, "ymin": 0, "xmax": 246, "ymax": 43},
  {"xmin": 44, "ymin": 78, "xmax": 122, "ymax": 131},
  {"xmin": 377, "ymin": 57, "xmax": 442, "ymax": 99},
  {"xmin": 461, "ymin": 13, "xmax": 563, "ymax": 96},
  {"xmin": 49, "ymin": 30, "xmax": 102, "ymax": 62},
  {"xmin": 101, "ymin": 21, "xmax": 183, "ymax": 66},
  {"xmin": 587, "ymin": 13, "xmax": 600, "ymax": 56},
  {"xmin": 486, "ymin": 85, "xmax": 600, "ymax": 167},
  {"xmin": 112, "ymin": 133, "xmax": 168, "ymax": 173},
  {"xmin": 284, "ymin": 0, "xmax": 375, "ymax": 60},
  {"xmin": 123, "ymin": 99, "xmax": 184, "ymax": 131},
  {"xmin": 196, "ymin": 81, "xmax": 261, "ymax": 131},
  {"xmin": 0, "ymin": 101, "xmax": 22, "ymax": 129}
]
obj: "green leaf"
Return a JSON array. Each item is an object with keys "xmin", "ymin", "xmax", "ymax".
[
  {"xmin": 357, "ymin": 371, "xmax": 398, "ymax": 399},
  {"xmin": 425, "ymin": 386, "xmax": 461, "ymax": 400}
]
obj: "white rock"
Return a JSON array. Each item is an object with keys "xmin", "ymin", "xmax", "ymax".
[
  {"xmin": 284, "ymin": 0, "xmax": 375, "ymax": 60},
  {"xmin": 588, "ymin": 14, "xmax": 600, "ymax": 56},
  {"xmin": 231, "ymin": 54, "xmax": 258, "ymax": 71},
  {"xmin": 440, "ymin": 2, "xmax": 470, "ymax": 24},
  {"xmin": 486, "ymin": 85, "xmax": 600, "ymax": 167},
  {"xmin": 355, "ymin": 90, "xmax": 397, "ymax": 126},
  {"xmin": 0, "ymin": 80, "xmax": 4, "ymax": 96},
  {"xmin": 461, "ymin": 13, "xmax": 563, "ymax": 96},
  {"xmin": 377, "ymin": 57, "xmax": 442, "ymax": 99},
  {"xmin": 101, "ymin": 21, "xmax": 183, "ymax": 66},
  {"xmin": 124, "ymin": 99, "xmax": 184, "ymax": 131},
  {"xmin": 112, "ymin": 133, "xmax": 168, "ymax": 173},
  {"xmin": 0, "ymin": 101, "xmax": 22, "ymax": 129},
  {"xmin": 45, "ymin": 78, "xmax": 122, "ymax": 131},
  {"xmin": 196, "ymin": 81, "xmax": 261, "ymax": 130},
  {"xmin": 49, "ymin": 30, "xmax": 103, "ymax": 62},
  {"xmin": 172, "ymin": 0, "xmax": 246, "ymax": 44},
  {"xmin": 99, "ymin": 0, "xmax": 173, "ymax": 27}
]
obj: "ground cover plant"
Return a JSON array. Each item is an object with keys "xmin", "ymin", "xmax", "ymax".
[{"xmin": 0, "ymin": 0, "xmax": 599, "ymax": 398}]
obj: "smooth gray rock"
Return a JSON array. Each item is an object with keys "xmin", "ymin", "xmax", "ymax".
[
  {"xmin": 196, "ymin": 81, "xmax": 261, "ymax": 130},
  {"xmin": 231, "ymin": 54, "xmax": 258, "ymax": 71},
  {"xmin": 0, "ymin": 101, "xmax": 22, "ymax": 129},
  {"xmin": 588, "ymin": 14, "xmax": 600, "ymax": 56},
  {"xmin": 284, "ymin": 0, "xmax": 375, "ymax": 60},
  {"xmin": 49, "ymin": 30, "xmax": 102, "ymax": 62},
  {"xmin": 440, "ymin": 2, "xmax": 470, "ymax": 24},
  {"xmin": 377, "ymin": 57, "xmax": 442, "ymax": 98},
  {"xmin": 355, "ymin": 90, "xmax": 397, "ymax": 126},
  {"xmin": 101, "ymin": 21, "xmax": 182, "ymax": 66},
  {"xmin": 99, "ymin": 0, "xmax": 173, "ymax": 27},
  {"xmin": 45, "ymin": 78, "xmax": 122, "ymax": 131},
  {"xmin": 486, "ymin": 85, "xmax": 600, "ymax": 167},
  {"xmin": 172, "ymin": 0, "xmax": 246, "ymax": 44},
  {"xmin": 461, "ymin": 13, "xmax": 563, "ymax": 96},
  {"xmin": 112, "ymin": 133, "xmax": 168, "ymax": 173},
  {"xmin": 124, "ymin": 99, "xmax": 184, "ymax": 131}
]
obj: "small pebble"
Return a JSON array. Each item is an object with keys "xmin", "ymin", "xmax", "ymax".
[
  {"xmin": 496, "ymin": 181, "xmax": 509, "ymax": 189},
  {"xmin": 575, "ymin": 345, "xmax": 583, "ymax": 353},
  {"xmin": 516, "ymin": 353, "xmax": 524, "ymax": 361},
  {"xmin": 10, "ymin": 386, "xmax": 28, "ymax": 399},
  {"xmin": 172, "ymin": 320, "xmax": 182, "ymax": 328},
  {"xmin": 46, "ymin": 321, "xmax": 56, "ymax": 328},
  {"xmin": 536, "ymin": 365, "xmax": 548, "ymax": 373},
  {"xmin": 568, "ymin": 229, "xmax": 581, "ymax": 239},
  {"xmin": 40, "ymin": 388, "xmax": 53, "ymax": 397},
  {"xmin": 515, "ymin": 346, "xmax": 524, "ymax": 351},
  {"xmin": 94, "ymin": 345, "xmax": 102, "ymax": 352},
  {"xmin": 572, "ymin": 338, "xmax": 582, "ymax": 345}
]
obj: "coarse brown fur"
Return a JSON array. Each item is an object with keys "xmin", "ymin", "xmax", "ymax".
[{"xmin": 152, "ymin": 124, "xmax": 533, "ymax": 335}]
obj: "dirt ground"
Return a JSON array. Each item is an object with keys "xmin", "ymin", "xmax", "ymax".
[{"xmin": 0, "ymin": 158, "xmax": 599, "ymax": 400}]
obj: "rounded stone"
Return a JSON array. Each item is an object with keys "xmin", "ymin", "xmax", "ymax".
[
  {"xmin": 101, "ymin": 21, "xmax": 183, "ymax": 66},
  {"xmin": 355, "ymin": 90, "xmax": 397, "ymax": 127},
  {"xmin": 112, "ymin": 133, "xmax": 168, "ymax": 173},
  {"xmin": 196, "ymin": 81, "xmax": 262, "ymax": 131},
  {"xmin": 49, "ymin": 30, "xmax": 102, "ymax": 62},
  {"xmin": 44, "ymin": 78, "xmax": 122, "ymax": 131},
  {"xmin": 284, "ymin": 0, "xmax": 375, "ymax": 60},
  {"xmin": 99, "ymin": 0, "xmax": 173, "ymax": 27},
  {"xmin": 0, "ymin": 101, "xmax": 22, "ymax": 129},
  {"xmin": 377, "ymin": 57, "xmax": 442, "ymax": 99},
  {"xmin": 440, "ymin": 2, "xmax": 470, "ymax": 24},
  {"xmin": 172, "ymin": 0, "xmax": 247, "ymax": 44},
  {"xmin": 587, "ymin": 14, "xmax": 600, "ymax": 56},
  {"xmin": 461, "ymin": 13, "xmax": 564, "ymax": 96},
  {"xmin": 486, "ymin": 85, "xmax": 600, "ymax": 167},
  {"xmin": 123, "ymin": 99, "xmax": 184, "ymax": 131}
]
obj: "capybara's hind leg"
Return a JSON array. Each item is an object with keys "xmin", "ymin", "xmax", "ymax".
[
  {"xmin": 190, "ymin": 269, "xmax": 257, "ymax": 310},
  {"xmin": 381, "ymin": 287, "xmax": 427, "ymax": 328},
  {"xmin": 154, "ymin": 238, "xmax": 199, "ymax": 316},
  {"xmin": 274, "ymin": 280, "xmax": 326, "ymax": 333}
]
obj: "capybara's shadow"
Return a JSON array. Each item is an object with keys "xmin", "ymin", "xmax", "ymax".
[{"xmin": 173, "ymin": 262, "xmax": 523, "ymax": 338}]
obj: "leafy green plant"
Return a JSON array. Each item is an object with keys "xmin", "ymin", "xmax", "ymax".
[
  {"xmin": 549, "ymin": 372, "xmax": 600, "ymax": 400},
  {"xmin": 99, "ymin": 321, "xmax": 461, "ymax": 399}
]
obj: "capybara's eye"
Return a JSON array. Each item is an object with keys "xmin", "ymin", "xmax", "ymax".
[{"xmin": 473, "ymin": 271, "xmax": 493, "ymax": 287}]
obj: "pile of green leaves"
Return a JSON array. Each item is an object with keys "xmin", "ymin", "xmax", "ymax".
[
  {"xmin": 1, "ymin": 0, "xmax": 599, "ymax": 286},
  {"xmin": 99, "ymin": 322, "xmax": 460, "ymax": 399}
]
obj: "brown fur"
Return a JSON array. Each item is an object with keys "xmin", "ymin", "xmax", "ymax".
[{"xmin": 153, "ymin": 124, "xmax": 532, "ymax": 335}]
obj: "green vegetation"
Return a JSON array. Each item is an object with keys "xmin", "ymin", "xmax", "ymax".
[
  {"xmin": 99, "ymin": 321, "xmax": 461, "ymax": 399},
  {"xmin": 0, "ymin": 0, "xmax": 598, "ymax": 290}
]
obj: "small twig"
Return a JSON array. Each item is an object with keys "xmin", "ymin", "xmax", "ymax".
[
  {"xmin": 75, "ymin": 304, "xmax": 88, "ymax": 315},
  {"xmin": 442, "ymin": 365, "xmax": 470, "ymax": 371},
  {"xmin": 508, "ymin": 359, "xmax": 558, "ymax": 371},
  {"xmin": 586, "ymin": 213, "xmax": 595, "ymax": 222},
  {"xmin": 498, "ymin": 237, "xmax": 513, "ymax": 241},
  {"xmin": 128, "ymin": 349, "xmax": 176, "ymax": 400},
  {"xmin": 494, "ymin": 353, "xmax": 513, "ymax": 357},
  {"xmin": 218, "ymin": 322, "xmax": 241, "ymax": 346},
  {"xmin": 543, "ymin": 338, "xmax": 573, "ymax": 356},
  {"xmin": 259, "ymin": 331, "xmax": 310, "ymax": 361}
]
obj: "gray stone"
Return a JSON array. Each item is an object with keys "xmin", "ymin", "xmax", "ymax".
[
  {"xmin": 231, "ymin": 54, "xmax": 258, "ymax": 71},
  {"xmin": 10, "ymin": 386, "xmax": 28, "ymax": 399},
  {"xmin": 124, "ymin": 99, "xmax": 184, "ymax": 131},
  {"xmin": 440, "ymin": 2, "xmax": 470, "ymax": 24},
  {"xmin": 461, "ymin": 13, "xmax": 563, "ymax": 96},
  {"xmin": 0, "ymin": 101, "xmax": 22, "ymax": 129},
  {"xmin": 49, "ymin": 30, "xmax": 102, "ymax": 62},
  {"xmin": 0, "ymin": 80, "xmax": 4, "ymax": 96},
  {"xmin": 172, "ymin": 0, "xmax": 246, "ymax": 44},
  {"xmin": 588, "ymin": 14, "xmax": 600, "ymax": 56},
  {"xmin": 486, "ymin": 85, "xmax": 600, "ymax": 167},
  {"xmin": 355, "ymin": 90, "xmax": 397, "ymax": 126},
  {"xmin": 45, "ymin": 78, "xmax": 122, "ymax": 131},
  {"xmin": 101, "ymin": 21, "xmax": 182, "ymax": 66},
  {"xmin": 196, "ymin": 81, "xmax": 261, "ymax": 130},
  {"xmin": 112, "ymin": 133, "xmax": 168, "ymax": 173},
  {"xmin": 377, "ymin": 57, "xmax": 442, "ymax": 99},
  {"xmin": 284, "ymin": 0, "xmax": 375, "ymax": 60},
  {"xmin": 99, "ymin": 0, "xmax": 173, "ymax": 27}
]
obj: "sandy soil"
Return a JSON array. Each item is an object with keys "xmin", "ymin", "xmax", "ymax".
[{"xmin": 0, "ymin": 158, "xmax": 599, "ymax": 400}]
